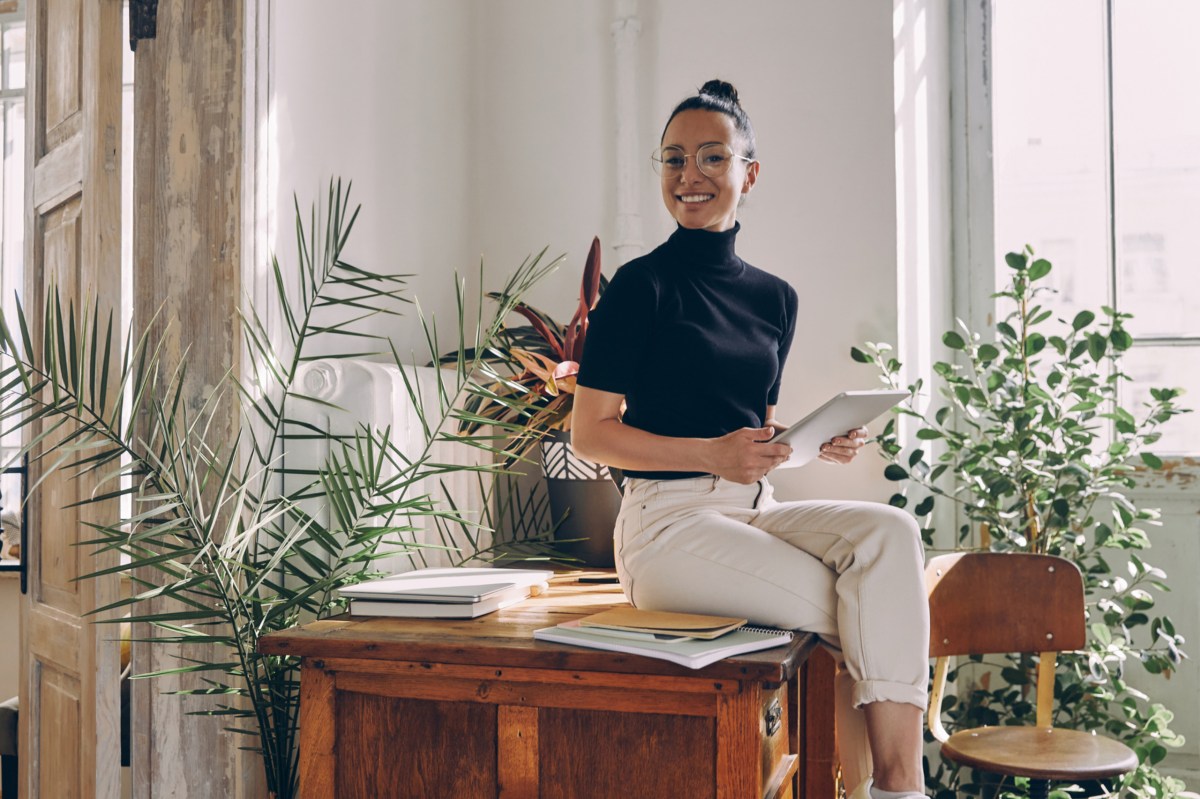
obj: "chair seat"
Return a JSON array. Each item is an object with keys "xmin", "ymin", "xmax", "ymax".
[{"xmin": 943, "ymin": 725, "xmax": 1138, "ymax": 781}]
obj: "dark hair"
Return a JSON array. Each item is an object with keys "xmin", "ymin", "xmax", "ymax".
[{"xmin": 661, "ymin": 79, "xmax": 757, "ymax": 159}]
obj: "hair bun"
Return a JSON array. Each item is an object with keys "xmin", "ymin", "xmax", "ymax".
[{"xmin": 699, "ymin": 79, "xmax": 739, "ymax": 105}]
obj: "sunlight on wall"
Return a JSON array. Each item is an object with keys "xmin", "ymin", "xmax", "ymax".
[{"xmin": 892, "ymin": 0, "xmax": 951, "ymax": 510}]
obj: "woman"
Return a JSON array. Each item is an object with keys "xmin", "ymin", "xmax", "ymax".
[{"xmin": 572, "ymin": 80, "xmax": 929, "ymax": 799}]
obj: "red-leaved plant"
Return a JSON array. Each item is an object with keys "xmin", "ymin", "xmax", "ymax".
[
  {"xmin": 446, "ymin": 237, "xmax": 606, "ymax": 462},
  {"xmin": 508, "ymin": 236, "xmax": 603, "ymax": 400}
]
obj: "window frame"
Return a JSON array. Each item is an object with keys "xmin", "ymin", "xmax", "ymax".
[
  {"xmin": 951, "ymin": 0, "xmax": 1200, "ymax": 489},
  {"xmin": 0, "ymin": 0, "xmax": 25, "ymax": 470}
]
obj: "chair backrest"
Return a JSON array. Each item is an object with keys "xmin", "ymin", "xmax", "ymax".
[
  {"xmin": 925, "ymin": 552, "xmax": 1087, "ymax": 738},
  {"xmin": 926, "ymin": 552, "xmax": 1086, "ymax": 657}
]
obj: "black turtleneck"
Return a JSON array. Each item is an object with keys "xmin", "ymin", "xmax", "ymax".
[{"xmin": 576, "ymin": 223, "xmax": 799, "ymax": 480}]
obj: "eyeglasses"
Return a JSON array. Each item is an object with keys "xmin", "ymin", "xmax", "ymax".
[{"xmin": 650, "ymin": 143, "xmax": 755, "ymax": 178}]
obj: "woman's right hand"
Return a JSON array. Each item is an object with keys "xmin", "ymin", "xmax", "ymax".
[{"xmin": 704, "ymin": 427, "xmax": 792, "ymax": 484}]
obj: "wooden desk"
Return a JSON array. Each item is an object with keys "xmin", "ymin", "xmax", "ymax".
[{"xmin": 260, "ymin": 580, "xmax": 837, "ymax": 799}]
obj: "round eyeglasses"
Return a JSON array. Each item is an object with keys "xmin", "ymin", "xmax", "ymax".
[{"xmin": 650, "ymin": 143, "xmax": 755, "ymax": 178}]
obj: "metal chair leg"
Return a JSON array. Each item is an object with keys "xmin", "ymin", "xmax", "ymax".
[{"xmin": 1029, "ymin": 779, "xmax": 1051, "ymax": 799}]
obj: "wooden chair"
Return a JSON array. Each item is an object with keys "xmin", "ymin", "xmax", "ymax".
[{"xmin": 926, "ymin": 552, "xmax": 1138, "ymax": 799}]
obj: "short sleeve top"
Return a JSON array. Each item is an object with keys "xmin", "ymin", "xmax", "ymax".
[{"xmin": 576, "ymin": 223, "xmax": 798, "ymax": 480}]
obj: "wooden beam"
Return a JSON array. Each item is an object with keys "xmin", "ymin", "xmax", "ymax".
[{"xmin": 131, "ymin": 1, "xmax": 250, "ymax": 796}]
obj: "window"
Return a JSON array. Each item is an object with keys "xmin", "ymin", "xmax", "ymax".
[
  {"xmin": 0, "ymin": 3, "xmax": 24, "ymax": 558},
  {"xmin": 991, "ymin": 0, "xmax": 1200, "ymax": 455}
]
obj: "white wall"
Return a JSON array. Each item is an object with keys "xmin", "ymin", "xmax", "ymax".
[
  {"xmin": 472, "ymin": 0, "xmax": 614, "ymax": 318},
  {"xmin": 654, "ymin": 0, "xmax": 901, "ymax": 502},
  {"xmin": 270, "ymin": 1, "xmax": 477, "ymax": 362},
  {"xmin": 269, "ymin": 0, "xmax": 901, "ymax": 502},
  {"xmin": 482, "ymin": 0, "xmax": 902, "ymax": 502}
]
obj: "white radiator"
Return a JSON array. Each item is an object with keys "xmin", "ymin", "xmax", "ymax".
[{"xmin": 289, "ymin": 359, "xmax": 491, "ymax": 570}]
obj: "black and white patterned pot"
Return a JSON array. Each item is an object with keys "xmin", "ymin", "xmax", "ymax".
[{"xmin": 540, "ymin": 429, "xmax": 620, "ymax": 568}]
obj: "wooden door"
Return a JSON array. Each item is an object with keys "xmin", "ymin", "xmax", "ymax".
[{"xmin": 19, "ymin": 0, "xmax": 124, "ymax": 797}]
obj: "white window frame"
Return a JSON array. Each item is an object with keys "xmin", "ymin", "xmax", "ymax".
[
  {"xmin": 0, "ymin": 0, "xmax": 25, "ymax": 471},
  {"xmin": 950, "ymin": 1, "xmax": 1200, "ymax": 492}
]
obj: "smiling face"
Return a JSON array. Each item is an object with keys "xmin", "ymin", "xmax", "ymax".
[{"xmin": 659, "ymin": 109, "xmax": 759, "ymax": 233}]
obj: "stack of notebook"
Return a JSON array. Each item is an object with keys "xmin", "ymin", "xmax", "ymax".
[
  {"xmin": 338, "ymin": 567, "xmax": 553, "ymax": 618},
  {"xmin": 533, "ymin": 607, "xmax": 793, "ymax": 669}
]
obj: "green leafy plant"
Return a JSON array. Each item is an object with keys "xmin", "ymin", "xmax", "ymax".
[
  {"xmin": 852, "ymin": 248, "xmax": 1190, "ymax": 798},
  {"xmin": 442, "ymin": 235, "xmax": 606, "ymax": 462},
  {"xmin": 0, "ymin": 180, "xmax": 569, "ymax": 799}
]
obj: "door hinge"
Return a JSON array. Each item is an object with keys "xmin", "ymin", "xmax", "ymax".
[{"xmin": 129, "ymin": 0, "xmax": 159, "ymax": 52}]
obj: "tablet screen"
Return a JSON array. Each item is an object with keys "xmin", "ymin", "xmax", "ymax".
[{"xmin": 773, "ymin": 389, "xmax": 908, "ymax": 469}]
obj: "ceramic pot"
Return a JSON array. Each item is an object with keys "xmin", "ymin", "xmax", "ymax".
[{"xmin": 540, "ymin": 430, "xmax": 621, "ymax": 568}]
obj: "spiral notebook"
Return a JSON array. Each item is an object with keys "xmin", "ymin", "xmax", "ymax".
[{"xmin": 533, "ymin": 619, "xmax": 793, "ymax": 669}]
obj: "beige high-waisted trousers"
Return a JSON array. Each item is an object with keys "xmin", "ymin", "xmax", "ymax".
[{"xmin": 614, "ymin": 474, "xmax": 930, "ymax": 785}]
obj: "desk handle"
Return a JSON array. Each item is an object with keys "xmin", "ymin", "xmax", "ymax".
[{"xmin": 765, "ymin": 698, "xmax": 782, "ymax": 736}]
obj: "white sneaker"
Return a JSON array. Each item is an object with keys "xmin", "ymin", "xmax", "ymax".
[
  {"xmin": 850, "ymin": 778, "xmax": 927, "ymax": 799},
  {"xmin": 849, "ymin": 778, "xmax": 873, "ymax": 799}
]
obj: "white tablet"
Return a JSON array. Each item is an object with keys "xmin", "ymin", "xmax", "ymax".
[{"xmin": 772, "ymin": 389, "xmax": 909, "ymax": 469}]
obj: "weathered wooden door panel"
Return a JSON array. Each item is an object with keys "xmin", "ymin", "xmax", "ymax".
[
  {"xmin": 20, "ymin": 1, "xmax": 124, "ymax": 798},
  {"xmin": 44, "ymin": 0, "xmax": 83, "ymax": 149}
]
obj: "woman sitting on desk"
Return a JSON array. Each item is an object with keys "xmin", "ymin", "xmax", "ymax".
[{"xmin": 571, "ymin": 80, "xmax": 930, "ymax": 799}]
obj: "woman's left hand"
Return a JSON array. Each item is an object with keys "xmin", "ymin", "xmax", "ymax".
[{"xmin": 819, "ymin": 427, "xmax": 870, "ymax": 465}]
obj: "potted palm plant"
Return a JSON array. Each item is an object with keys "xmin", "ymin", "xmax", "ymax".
[
  {"xmin": 0, "ymin": 181, "xmax": 570, "ymax": 799},
  {"xmin": 445, "ymin": 236, "xmax": 620, "ymax": 566}
]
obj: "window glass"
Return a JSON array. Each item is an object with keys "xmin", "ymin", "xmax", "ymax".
[
  {"xmin": 0, "ymin": 29, "xmax": 22, "ymax": 458},
  {"xmin": 1119, "ymin": 346, "xmax": 1200, "ymax": 455},
  {"xmin": 992, "ymin": 1, "xmax": 1109, "ymax": 324},
  {"xmin": 2, "ymin": 22, "xmax": 23, "ymax": 91},
  {"xmin": 1112, "ymin": 1, "xmax": 1200, "ymax": 338},
  {"xmin": 992, "ymin": 1, "xmax": 1198, "ymax": 456}
]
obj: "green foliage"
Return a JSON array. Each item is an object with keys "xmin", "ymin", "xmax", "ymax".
[
  {"xmin": 0, "ymin": 180, "xmax": 569, "ymax": 799},
  {"xmin": 436, "ymin": 237, "xmax": 609, "ymax": 465},
  {"xmin": 856, "ymin": 246, "xmax": 1191, "ymax": 798}
]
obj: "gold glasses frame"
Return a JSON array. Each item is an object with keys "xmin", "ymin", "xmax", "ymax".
[{"xmin": 650, "ymin": 142, "xmax": 756, "ymax": 178}]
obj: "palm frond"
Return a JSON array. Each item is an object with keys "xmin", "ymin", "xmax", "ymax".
[{"xmin": 0, "ymin": 178, "xmax": 567, "ymax": 799}]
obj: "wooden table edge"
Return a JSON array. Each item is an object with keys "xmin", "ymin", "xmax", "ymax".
[{"xmin": 260, "ymin": 625, "xmax": 820, "ymax": 683}]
